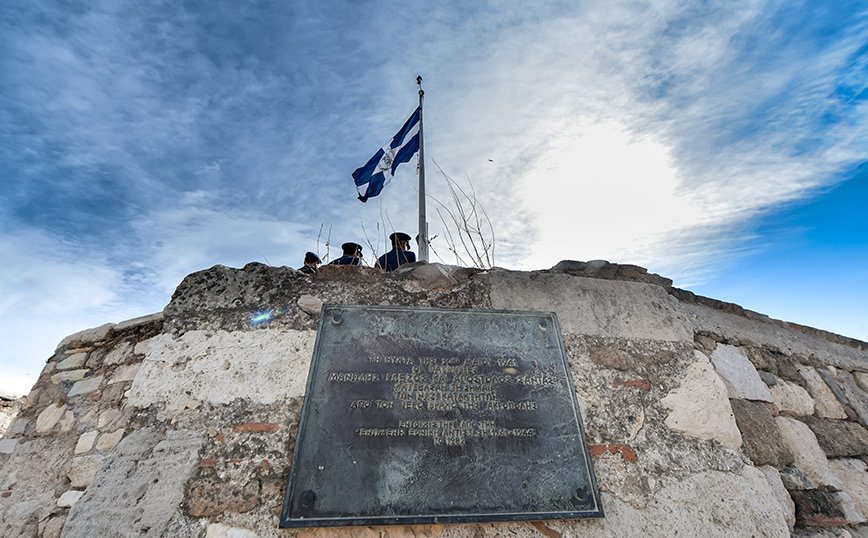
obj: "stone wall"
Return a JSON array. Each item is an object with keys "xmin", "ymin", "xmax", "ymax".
[{"xmin": 1, "ymin": 260, "xmax": 867, "ymax": 538}]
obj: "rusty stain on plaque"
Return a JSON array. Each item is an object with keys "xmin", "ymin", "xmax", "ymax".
[{"xmin": 280, "ymin": 305, "xmax": 603, "ymax": 527}]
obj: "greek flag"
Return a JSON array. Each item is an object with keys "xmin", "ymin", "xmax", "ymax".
[{"xmin": 353, "ymin": 107, "xmax": 421, "ymax": 202}]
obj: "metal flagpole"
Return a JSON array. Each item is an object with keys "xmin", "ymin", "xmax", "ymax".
[{"xmin": 417, "ymin": 75, "xmax": 428, "ymax": 262}]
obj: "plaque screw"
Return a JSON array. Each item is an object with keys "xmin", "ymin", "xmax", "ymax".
[
  {"xmin": 539, "ymin": 320, "xmax": 548, "ymax": 330},
  {"xmin": 300, "ymin": 490, "xmax": 316, "ymax": 507},
  {"xmin": 332, "ymin": 313, "xmax": 343, "ymax": 324}
]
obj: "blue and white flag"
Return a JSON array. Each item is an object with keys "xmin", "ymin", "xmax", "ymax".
[{"xmin": 353, "ymin": 107, "xmax": 421, "ymax": 202}]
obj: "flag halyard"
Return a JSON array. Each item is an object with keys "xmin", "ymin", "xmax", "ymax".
[{"xmin": 353, "ymin": 107, "xmax": 421, "ymax": 202}]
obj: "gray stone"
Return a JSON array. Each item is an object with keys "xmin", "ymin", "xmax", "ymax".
[
  {"xmin": 67, "ymin": 376, "xmax": 104, "ymax": 397},
  {"xmin": 776, "ymin": 415, "xmax": 842, "ymax": 490},
  {"xmin": 660, "ymin": 351, "xmax": 742, "ymax": 450},
  {"xmin": 760, "ymin": 465, "xmax": 795, "ymax": 530},
  {"xmin": 710, "ymin": 344, "xmax": 774, "ymax": 402},
  {"xmin": 835, "ymin": 370, "xmax": 868, "ymax": 429},
  {"xmin": 488, "ymin": 271, "xmax": 692, "ymax": 341},
  {"xmin": 769, "ymin": 378, "xmax": 815, "ymax": 416},
  {"xmin": 205, "ymin": 523, "xmax": 259, "ymax": 538},
  {"xmin": 0, "ymin": 438, "xmax": 17, "ymax": 454},
  {"xmin": 730, "ymin": 399, "xmax": 794, "ymax": 466},
  {"xmin": 855, "ymin": 371, "xmax": 868, "ymax": 392},
  {"xmin": 797, "ymin": 365, "xmax": 847, "ymax": 419},
  {"xmin": 830, "ymin": 459, "xmax": 868, "ymax": 522},
  {"xmin": 837, "ymin": 491, "xmax": 867, "ymax": 524},
  {"xmin": 114, "ymin": 312, "xmax": 163, "ymax": 331},
  {"xmin": 62, "ymin": 428, "xmax": 203, "ymax": 538},
  {"xmin": 103, "ymin": 341, "xmax": 133, "ymax": 366},
  {"xmin": 759, "ymin": 370, "xmax": 778, "ymax": 386},
  {"xmin": 56, "ymin": 352, "xmax": 87, "ymax": 371},
  {"xmin": 56, "ymin": 323, "xmax": 116, "ymax": 352},
  {"xmin": 801, "ymin": 416, "xmax": 868, "ymax": 457}
]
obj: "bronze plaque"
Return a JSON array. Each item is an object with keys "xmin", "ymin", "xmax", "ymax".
[{"xmin": 280, "ymin": 305, "xmax": 603, "ymax": 527}]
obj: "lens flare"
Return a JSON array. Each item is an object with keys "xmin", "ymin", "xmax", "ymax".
[{"xmin": 250, "ymin": 306, "xmax": 292, "ymax": 326}]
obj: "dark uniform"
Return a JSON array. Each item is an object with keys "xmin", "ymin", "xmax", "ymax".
[
  {"xmin": 377, "ymin": 232, "xmax": 416, "ymax": 272},
  {"xmin": 329, "ymin": 242, "xmax": 363, "ymax": 266},
  {"xmin": 298, "ymin": 252, "xmax": 321, "ymax": 274}
]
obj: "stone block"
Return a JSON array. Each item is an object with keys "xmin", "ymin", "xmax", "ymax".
[
  {"xmin": 660, "ymin": 350, "xmax": 742, "ymax": 450},
  {"xmin": 97, "ymin": 409, "xmax": 123, "ymax": 430},
  {"xmin": 797, "ymin": 365, "xmax": 847, "ymax": 419},
  {"xmin": 487, "ymin": 271, "xmax": 693, "ymax": 341},
  {"xmin": 114, "ymin": 312, "xmax": 163, "ymax": 331},
  {"xmin": 57, "ymin": 490, "xmax": 84, "ymax": 507},
  {"xmin": 126, "ymin": 328, "xmax": 316, "ymax": 408},
  {"xmin": 56, "ymin": 323, "xmax": 115, "ymax": 352},
  {"xmin": 95, "ymin": 429, "xmax": 124, "ymax": 452},
  {"xmin": 185, "ymin": 477, "xmax": 260, "ymax": 516},
  {"xmin": 837, "ymin": 491, "xmax": 867, "ymax": 524},
  {"xmin": 133, "ymin": 338, "xmax": 152, "ymax": 356},
  {"xmin": 830, "ymin": 459, "xmax": 868, "ymax": 521},
  {"xmin": 108, "ymin": 363, "xmax": 140, "ymax": 384},
  {"xmin": 39, "ymin": 515, "xmax": 66, "ymax": 538},
  {"xmin": 61, "ymin": 428, "xmax": 203, "ymax": 538},
  {"xmin": 779, "ymin": 465, "xmax": 815, "ymax": 491},
  {"xmin": 590, "ymin": 345, "xmax": 636, "ymax": 370},
  {"xmin": 856, "ymin": 371, "xmax": 868, "ymax": 392},
  {"xmin": 760, "ymin": 465, "xmax": 796, "ymax": 530},
  {"xmin": 67, "ymin": 376, "xmax": 104, "ymax": 397},
  {"xmin": 769, "ymin": 379, "xmax": 815, "ymax": 416},
  {"xmin": 710, "ymin": 344, "xmax": 774, "ymax": 402},
  {"xmin": 103, "ymin": 341, "xmax": 133, "ymax": 366},
  {"xmin": 834, "ymin": 370, "xmax": 868, "ymax": 430},
  {"xmin": 57, "ymin": 353, "xmax": 87, "ymax": 371},
  {"xmin": 776, "ymin": 415, "xmax": 842, "ymax": 490},
  {"xmin": 801, "ymin": 416, "xmax": 868, "ymax": 457},
  {"xmin": 68, "ymin": 455, "xmax": 103, "ymax": 488},
  {"xmin": 0, "ymin": 438, "xmax": 17, "ymax": 454},
  {"xmin": 730, "ymin": 399, "xmax": 794, "ymax": 466},
  {"xmin": 75, "ymin": 431, "xmax": 98, "ymax": 454},
  {"xmin": 59, "ymin": 409, "xmax": 77, "ymax": 432},
  {"xmin": 791, "ymin": 490, "xmax": 847, "ymax": 527},
  {"xmin": 297, "ymin": 294, "xmax": 323, "ymax": 315},
  {"xmin": 50, "ymin": 369, "xmax": 87, "ymax": 384},
  {"xmin": 35, "ymin": 404, "xmax": 67, "ymax": 433},
  {"xmin": 205, "ymin": 523, "xmax": 258, "ymax": 538}
]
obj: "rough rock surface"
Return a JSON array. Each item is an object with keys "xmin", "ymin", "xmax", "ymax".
[{"xmin": 730, "ymin": 399, "xmax": 794, "ymax": 466}]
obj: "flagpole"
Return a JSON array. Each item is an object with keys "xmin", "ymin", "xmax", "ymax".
[{"xmin": 417, "ymin": 76, "xmax": 428, "ymax": 262}]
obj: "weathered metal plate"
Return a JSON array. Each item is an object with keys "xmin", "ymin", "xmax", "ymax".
[{"xmin": 280, "ymin": 305, "xmax": 603, "ymax": 528}]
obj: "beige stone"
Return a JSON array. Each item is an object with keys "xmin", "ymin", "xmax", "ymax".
[
  {"xmin": 126, "ymin": 328, "xmax": 316, "ymax": 407},
  {"xmin": 108, "ymin": 363, "xmax": 140, "ymax": 384},
  {"xmin": 50, "ymin": 369, "xmax": 87, "ymax": 384},
  {"xmin": 831, "ymin": 459, "xmax": 868, "ymax": 520},
  {"xmin": 855, "ymin": 371, "xmax": 868, "ymax": 392},
  {"xmin": 769, "ymin": 379, "xmax": 814, "ymax": 416},
  {"xmin": 133, "ymin": 338, "xmax": 152, "ymax": 356},
  {"xmin": 760, "ymin": 465, "xmax": 795, "ymax": 529},
  {"xmin": 660, "ymin": 350, "xmax": 742, "ymax": 450},
  {"xmin": 95, "ymin": 429, "xmax": 124, "ymax": 452},
  {"xmin": 710, "ymin": 345, "xmax": 773, "ymax": 402},
  {"xmin": 75, "ymin": 431, "xmax": 98, "ymax": 454},
  {"xmin": 68, "ymin": 455, "xmax": 103, "ymax": 488},
  {"xmin": 205, "ymin": 523, "xmax": 259, "ymax": 538},
  {"xmin": 97, "ymin": 409, "xmax": 122, "ymax": 430},
  {"xmin": 57, "ymin": 490, "xmax": 84, "ymax": 507},
  {"xmin": 114, "ymin": 312, "xmax": 163, "ymax": 331},
  {"xmin": 59, "ymin": 409, "xmax": 77, "ymax": 432},
  {"xmin": 35, "ymin": 404, "xmax": 66, "ymax": 433},
  {"xmin": 67, "ymin": 376, "xmax": 104, "ymax": 397},
  {"xmin": 56, "ymin": 323, "xmax": 115, "ymax": 352},
  {"xmin": 57, "ymin": 352, "xmax": 87, "ymax": 371},
  {"xmin": 297, "ymin": 294, "xmax": 323, "ymax": 315},
  {"xmin": 39, "ymin": 515, "xmax": 66, "ymax": 538},
  {"xmin": 797, "ymin": 364, "xmax": 847, "ymax": 419},
  {"xmin": 776, "ymin": 415, "xmax": 842, "ymax": 490},
  {"xmin": 488, "ymin": 271, "xmax": 692, "ymax": 341}
]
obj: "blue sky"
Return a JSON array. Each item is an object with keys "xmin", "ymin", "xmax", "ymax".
[{"xmin": 1, "ymin": 0, "xmax": 866, "ymax": 395}]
